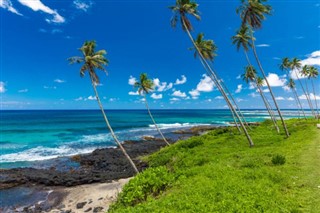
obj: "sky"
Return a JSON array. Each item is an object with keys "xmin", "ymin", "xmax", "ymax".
[{"xmin": 1, "ymin": 0, "xmax": 319, "ymax": 110}]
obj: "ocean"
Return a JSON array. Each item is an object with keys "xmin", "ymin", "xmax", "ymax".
[{"xmin": 0, "ymin": 109, "xmax": 303, "ymax": 169}]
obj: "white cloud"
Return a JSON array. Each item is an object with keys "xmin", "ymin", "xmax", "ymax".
[
  {"xmin": 299, "ymin": 93, "xmax": 320, "ymax": 100},
  {"xmin": 18, "ymin": 89, "xmax": 28, "ymax": 93},
  {"xmin": 249, "ymin": 82, "xmax": 255, "ymax": 90},
  {"xmin": 73, "ymin": 0, "xmax": 93, "ymax": 11},
  {"xmin": 189, "ymin": 89, "xmax": 200, "ymax": 98},
  {"xmin": 74, "ymin": 97, "xmax": 83, "ymax": 101},
  {"xmin": 0, "ymin": 81, "xmax": 6, "ymax": 93},
  {"xmin": 264, "ymin": 73, "xmax": 287, "ymax": 87},
  {"xmin": 153, "ymin": 78, "xmax": 172, "ymax": 92},
  {"xmin": 236, "ymin": 74, "xmax": 241, "ymax": 79},
  {"xmin": 128, "ymin": 75, "xmax": 137, "ymax": 86},
  {"xmin": 215, "ymin": 96, "xmax": 224, "ymax": 100},
  {"xmin": 236, "ymin": 98, "xmax": 244, "ymax": 102},
  {"xmin": 87, "ymin": 95, "xmax": 97, "ymax": 100},
  {"xmin": 235, "ymin": 84, "xmax": 242, "ymax": 93},
  {"xmin": 275, "ymin": 96, "xmax": 285, "ymax": 100},
  {"xmin": 197, "ymin": 74, "xmax": 214, "ymax": 92},
  {"xmin": 54, "ymin": 79, "xmax": 65, "ymax": 83},
  {"xmin": 128, "ymin": 91, "xmax": 139, "ymax": 96},
  {"xmin": 290, "ymin": 50, "xmax": 320, "ymax": 80},
  {"xmin": 256, "ymin": 44, "xmax": 270, "ymax": 47},
  {"xmin": 170, "ymin": 97, "xmax": 180, "ymax": 101},
  {"xmin": 150, "ymin": 93, "xmax": 162, "ymax": 99},
  {"xmin": 262, "ymin": 88, "xmax": 269, "ymax": 93},
  {"xmin": 43, "ymin": 85, "xmax": 56, "ymax": 89},
  {"xmin": 0, "ymin": 0, "xmax": 22, "ymax": 15},
  {"xmin": 282, "ymin": 85, "xmax": 290, "ymax": 92},
  {"xmin": 18, "ymin": 0, "xmax": 65, "ymax": 23},
  {"xmin": 174, "ymin": 75, "xmax": 187, "ymax": 85},
  {"xmin": 172, "ymin": 90, "xmax": 187, "ymax": 98},
  {"xmin": 249, "ymin": 92, "xmax": 259, "ymax": 98},
  {"xmin": 287, "ymin": 97, "xmax": 294, "ymax": 101},
  {"xmin": 109, "ymin": 98, "xmax": 118, "ymax": 102}
]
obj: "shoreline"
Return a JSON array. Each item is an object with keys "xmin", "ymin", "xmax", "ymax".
[{"xmin": 0, "ymin": 125, "xmax": 223, "ymax": 212}]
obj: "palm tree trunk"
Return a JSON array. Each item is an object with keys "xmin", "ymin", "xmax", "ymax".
[
  {"xmin": 143, "ymin": 94, "xmax": 170, "ymax": 146},
  {"xmin": 256, "ymin": 84, "xmax": 280, "ymax": 132},
  {"xmin": 199, "ymin": 58, "xmax": 241, "ymax": 133},
  {"xmin": 305, "ymin": 79, "xmax": 316, "ymax": 118},
  {"xmin": 90, "ymin": 75, "xmax": 139, "ymax": 174},
  {"xmin": 243, "ymin": 51, "xmax": 278, "ymax": 132},
  {"xmin": 182, "ymin": 20, "xmax": 254, "ymax": 147},
  {"xmin": 294, "ymin": 71, "xmax": 315, "ymax": 117},
  {"xmin": 311, "ymin": 79, "xmax": 319, "ymax": 119},
  {"xmin": 293, "ymin": 88, "xmax": 307, "ymax": 119},
  {"xmin": 250, "ymin": 34, "xmax": 289, "ymax": 137}
]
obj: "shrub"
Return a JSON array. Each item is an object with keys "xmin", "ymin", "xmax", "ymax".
[
  {"xmin": 271, "ymin": 154, "xmax": 286, "ymax": 165},
  {"xmin": 110, "ymin": 166, "xmax": 173, "ymax": 209}
]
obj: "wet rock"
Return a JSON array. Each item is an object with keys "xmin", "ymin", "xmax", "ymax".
[{"xmin": 76, "ymin": 201, "xmax": 87, "ymax": 209}]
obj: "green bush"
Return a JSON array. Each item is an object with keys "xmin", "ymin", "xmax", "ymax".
[
  {"xmin": 110, "ymin": 166, "xmax": 173, "ymax": 210},
  {"xmin": 271, "ymin": 154, "xmax": 286, "ymax": 165}
]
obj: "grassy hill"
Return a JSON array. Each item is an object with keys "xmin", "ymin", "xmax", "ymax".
[{"xmin": 109, "ymin": 119, "xmax": 320, "ymax": 212}]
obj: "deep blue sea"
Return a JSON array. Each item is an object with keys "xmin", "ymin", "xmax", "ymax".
[{"xmin": 0, "ymin": 109, "xmax": 303, "ymax": 169}]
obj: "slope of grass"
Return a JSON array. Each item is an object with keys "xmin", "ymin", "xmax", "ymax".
[{"xmin": 109, "ymin": 119, "xmax": 320, "ymax": 212}]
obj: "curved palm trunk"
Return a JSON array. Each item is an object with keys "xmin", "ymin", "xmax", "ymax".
[
  {"xmin": 199, "ymin": 58, "xmax": 241, "ymax": 133},
  {"xmin": 182, "ymin": 20, "xmax": 254, "ymax": 147},
  {"xmin": 305, "ymin": 79, "xmax": 316, "ymax": 118},
  {"xmin": 143, "ymin": 94, "xmax": 170, "ymax": 146},
  {"xmin": 294, "ymin": 71, "xmax": 315, "ymax": 117},
  {"xmin": 293, "ymin": 88, "xmax": 307, "ymax": 119},
  {"xmin": 90, "ymin": 75, "xmax": 139, "ymax": 174},
  {"xmin": 250, "ymin": 35, "xmax": 289, "ymax": 137},
  {"xmin": 243, "ymin": 51, "xmax": 278, "ymax": 132},
  {"xmin": 311, "ymin": 79, "xmax": 319, "ymax": 119}
]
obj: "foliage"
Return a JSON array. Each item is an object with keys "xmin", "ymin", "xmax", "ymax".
[
  {"xmin": 271, "ymin": 154, "xmax": 286, "ymax": 165},
  {"xmin": 109, "ymin": 119, "xmax": 320, "ymax": 212}
]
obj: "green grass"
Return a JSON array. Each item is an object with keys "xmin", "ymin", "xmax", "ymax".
[{"xmin": 109, "ymin": 119, "xmax": 320, "ymax": 213}]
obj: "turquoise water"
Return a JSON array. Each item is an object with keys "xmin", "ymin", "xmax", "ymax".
[{"xmin": 0, "ymin": 109, "xmax": 302, "ymax": 168}]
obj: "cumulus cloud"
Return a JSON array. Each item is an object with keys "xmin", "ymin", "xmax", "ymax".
[
  {"xmin": 249, "ymin": 82, "xmax": 256, "ymax": 90},
  {"xmin": 287, "ymin": 97, "xmax": 294, "ymax": 101},
  {"xmin": 170, "ymin": 97, "xmax": 180, "ymax": 101},
  {"xmin": 54, "ymin": 79, "xmax": 65, "ymax": 83},
  {"xmin": 264, "ymin": 73, "xmax": 287, "ymax": 87},
  {"xmin": 174, "ymin": 75, "xmax": 187, "ymax": 85},
  {"xmin": 256, "ymin": 44, "xmax": 270, "ymax": 47},
  {"xmin": 128, "ymin": 91, "xmax": 139, "ymax": 96},
  {"xmin": 87, "ymin": 95, "xmax": 97, "ymax": 100},
  {"xmin": 235, "ymin": 84, "xmax": 243, "ymax": 93},
  {"xmin": 0, "ymin": 0, "xmax": 22, "ymax": 15},
  {"xmin": 128, "ymin": 76, "xmax": 137, "ymax": 86},
  {"xmin": 275, "ymin": 96, "xmax": 285, "ymax": 100},
  {"xmin": 249, "ymin": 92, "xmax": 259, "ymax": 98},
  {"xmin": 236, "ymin": 74, "xmax": 241, "ymax": 79},
  {"xmin": 18, "ymin": 0, "xmax": 65, "ymax": 23},
  {"xmin": 74, "ymin": 97, "xmax": 83, "ymax": 101},
  {"xmin": 153, "ymin": 78, "xmax": 172, "ymax": 92},
  {"xmin": 290, "ymin": 50, "xmax": 320, "ymax": 80},
  {"xmin": 0, "ymin": 81, "xmax": 6, "ymax": 93},
  {"xmin": 197, "ymin": 74, "xmax": 214, "ymax": 92},
  {"xmin": 189, "ymin": 89, "xmax": 200, "ymax": 98},
  {"xmin": 18, "ymin": 89, "xmax": 28, "ymax": 93},
  {"xmin": 73, "ymin": 0, "xmax": 93, "ymax": 11},
  {"xmin": 299, "ymin": 93, "xmax": 320, "ymax": 100},
  {"xmin": 150, "ymin": 93, "xmax": 162, "ymax": 99},
  {"xmin": 215, "ymin": 96, "xmax": 224, "ymax": 100},
  {"xmin": 172, "ymin": 90, "xmax": 187, "ymax": 98}
]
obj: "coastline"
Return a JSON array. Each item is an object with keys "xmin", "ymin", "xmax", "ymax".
[{"xmin": 0, "ymin": 125, "xmax": 222, "ymax": 212}]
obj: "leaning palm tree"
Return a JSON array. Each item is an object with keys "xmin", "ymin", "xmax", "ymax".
[
  {"xmin": 134, "ymin": 73, "xmax": 170, "ymax": 146},
  {"xmin": 237, "ymin": 0, "xmax": 290, "ymax": 137},
  {"xmin": 301, "ymin": 65, "xmax": 316, "ymax": 118},
  {"xmin": 307, "ymin": 66, "xmax": 319, "ymax": 118},
  {"xmin": 242, "ymin": 66, "xmax": 279, "ymax": 132},
  {"xmin": 279, "ymin": 57, "xmax": 291, "ymax": 76},
  {"xmin": 68, "ymin": 40, "xmax": 139, "ymax": 173},
  {"xmin": 169, "ymin": 0, "xmax": 254, "ymax": 146},
  {"xmin": 287, "ymin": 78, "xmax": 306, "ymax": 119}
]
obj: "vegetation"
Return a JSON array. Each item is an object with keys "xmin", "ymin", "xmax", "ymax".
[
  {"xmin": 68, "ymin": 41, "xmax": 139, "ymax": 173},
  {"xmin": 109, "ymin": 119, "xmax": 320, "ymax": 212}
]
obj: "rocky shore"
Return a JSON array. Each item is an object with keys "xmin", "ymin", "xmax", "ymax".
[{"xmin": 0, "ymin": 125, "xmax": 222, "ymax": 212}]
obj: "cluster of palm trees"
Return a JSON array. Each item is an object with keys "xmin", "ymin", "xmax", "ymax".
[
  {"xmin": 68, "ymin": 0, "xmax": 319, "ymax": 173},
  {"xmin": 280, "ymin": 57, "xmax": 319, "ymax": 119}
]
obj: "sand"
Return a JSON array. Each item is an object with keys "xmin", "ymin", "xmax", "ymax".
[{"xmin": 48, "ymin": 178, "xmax": 131, "ymax": 213}]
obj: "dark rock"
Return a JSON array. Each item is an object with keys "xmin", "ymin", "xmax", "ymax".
[
  {"xmin": 93, "ymin": 206, "xmax": 104, "ymax": 212},
  {"xmin": 84, "ymin": 207, "xmax": 92, "ymax": 212},
  {"xmin": 76, "ymin": 201, "xmax": 87, "ymax": 209}
]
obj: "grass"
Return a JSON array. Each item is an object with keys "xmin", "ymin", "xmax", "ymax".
[{"xmin": 109, "ymin": 119, "xmax": 320, "ymax": 212}]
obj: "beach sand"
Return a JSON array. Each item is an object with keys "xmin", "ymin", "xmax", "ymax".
[{"xmin": 48, "ymin": 178, "xmax": 131, "ymax": 213}]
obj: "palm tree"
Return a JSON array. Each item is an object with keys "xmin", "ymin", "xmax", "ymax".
[
  {"xmin": 169, "ymin": 0, "xmax": 254, "ymax": 146},
  {"xmin": 287, "ymin": 78, "xmax": 306, "ymax": 119},
  {"xmin": 307, "ymin": 66, "xmax": 319, "ymax": 118},
  {"xmin": 237, "ymin": 0, "xmax": 290, "ymax": 137},
  {"xmin": 242, "ymin": 66, "xmax": 279, "ymax": 132},
  {"xmin": 302, "ymin": 65, "xmax": 316, "ymax": 118},
  {"xmin": 280, "ymin": 58, "xmax": 306, "ymax": 118},
  {"xmin": 68, "ymin": 41, "xmax": 139, "ymax": 174},
  {"xmin": 134, "ymin": 73, "xmax": 170, "ymax": 146}
]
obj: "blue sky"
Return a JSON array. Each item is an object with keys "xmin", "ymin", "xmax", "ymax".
[{"xmin": 1, "ymin": 0, "xmax": 319, "ymax": 110}]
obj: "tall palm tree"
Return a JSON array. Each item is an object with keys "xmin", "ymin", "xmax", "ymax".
[
  {"xmin": 237, "ymin": 0, "xmax": 290, "ymax": 137},
  {"xmin": 134, "ymin": 73, "xmax": 170, "ymax": 146},
  {"xmin": 242, "ymin": 66, "xmax": 279, "ymax": 132},
  {"xmin": 68, "ymin": 41, "xmax": 139, "ymax": 174},
  {"xmin": 280, "ymin": 58, "xmax": 306, "ymax": 118},
  {"xmin": 307, "ymin": 66, "xmax": 319, "ymax": 118},
  {"xmin": 302, "ymin": 65, "xmax": 317, "ymax": 118},
  {"xmin": 287, "ymin": 78, "xmax": 306, "ymax": 119},
  {"xmin": 169, "ymin": 0, "xmax": 254, "ymax": 146}
]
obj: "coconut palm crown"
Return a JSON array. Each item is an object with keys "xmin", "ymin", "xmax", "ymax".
[
  {"xmin": 280, "ymin": 57, "xmax": 291, "ymax": 72},
  {"xmin": 134, "ymin": 73, "xmax": 154, "ymax": 95},
  {"xmin": 190, "ymin": 33, "xmax": 217, "ymax": 60},
  {"xmin": 232, "ymin": 25, "xmax": 253, "ymax": 52},
  {"xmin": 242, "ymin": 65, "xmax": 257, "ymax": 84},
  {"xmin": 169, "ymin": 0, "xmax": 200, "ymax": 31}
]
